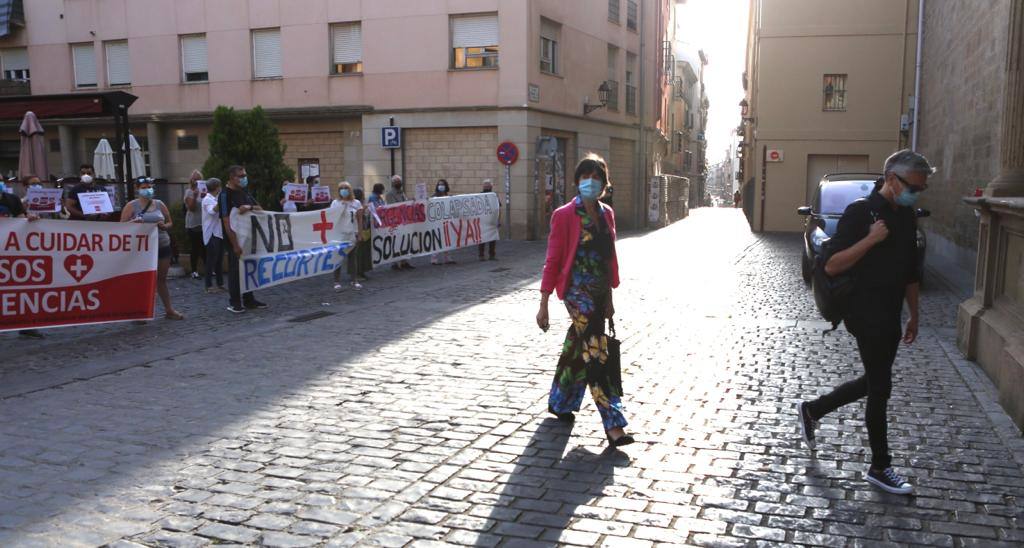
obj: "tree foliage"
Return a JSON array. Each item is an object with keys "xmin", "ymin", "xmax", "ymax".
[{"xmin": 202, "ymin": 106, "xmax": 294, "ymax": 209}]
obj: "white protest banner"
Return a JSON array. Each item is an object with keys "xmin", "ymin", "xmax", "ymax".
[
  {"xmin": 311, "ymin": 185, "xmax": 331, "ymax": 204},
  {"xmin": 370, "ymin": 193, "xmax": 499, "ymax": 267},
  {"xmin": 78, "ymin": 191, "xmax": 113, "ymax": 214},
  {"xmin": 284, "ymin": 183, "xmax": 309, "ymax": 203},
  {"xmin": 25, "ymin": 188, "xmax": 63, "ymax": 213},
  {"xmin": 229, "ymin": 204, "xmax": 357, "ymax": 292},
  {"xmin": 0, "ymin": 219, "xmax": 157, "ymax": 331}
]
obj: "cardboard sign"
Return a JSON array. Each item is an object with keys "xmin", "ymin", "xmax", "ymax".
[
  {"xmin": 0, "ymin": 219, "xmax": 157, "ymax": 331},
  {"xmin": 415, "ymin": 183, "xmax": 428, "ymax": 201},
  {"xmin": 196, "ymin": 180, "xmax": 208, "ymax": 198},
  {"xmin": 311, "ymin": 185, "xmax": 332, "ymax": 204},
  {"xmin": 24, "ymin": 188, "xmax": 64, "ymax": 213},
  {"xmin": 78, "ymin": 192, "xmax": 114, "ymax": 214},
  {"xmin": 284, "ymin": 183, "xmax": 308, "ymax": 204},
  {"xmin": 370, "ymin": 193, "xmax": 499, "ymax": 266}
]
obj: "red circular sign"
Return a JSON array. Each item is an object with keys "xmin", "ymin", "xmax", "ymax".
[{"xmin": 496, "ymin": 142, "xmax": 519, "ymax": 166}]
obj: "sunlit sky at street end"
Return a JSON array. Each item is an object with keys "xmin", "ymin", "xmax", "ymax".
[{"xmin": 675, "ymin": 0, "xmax": 750, "ymax": 165}]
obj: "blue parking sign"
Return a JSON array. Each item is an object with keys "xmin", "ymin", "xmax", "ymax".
[{"xmin": 382, "ymin": 126, "xmax": 401, "ymax": 149}]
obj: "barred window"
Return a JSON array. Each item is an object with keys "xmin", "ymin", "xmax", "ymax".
[{"xmin": 823, "ymin": 74, "xmax": 847, "ymax": 111}]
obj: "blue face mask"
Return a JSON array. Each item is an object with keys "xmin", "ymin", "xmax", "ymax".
[
  {"xmin": 340, "ymin": 189, "xmax": 350, "ymax": 198},
  {"xmin": 895, "ymin": 188, "xmax": 919, "ymax": 207},
  {"xmin": 578, "ymin": 178, "xmax": 602, "ymax": 201},
  {"xmin": 239, "ymin": 176, "xmax": 249, "ymax": 188},
  {"xmin": 138, "ymin": 188, "xmax": 154, "ymax": 199}
]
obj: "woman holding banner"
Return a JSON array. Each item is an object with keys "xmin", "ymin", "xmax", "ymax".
[
  {"xmin": 120, "ymin": 177, "xmax": 184, "ymax": 320},
  {"xmin": 536, "ymin": 154, "xmax": 633, "ymax": 447},
  {"xmin": 430, "ymin": 179, "xmax": 456, "ymax": 265},
  {"xmin": 332, "ymin": 181, "xmax": 364, "ymax": 291}
]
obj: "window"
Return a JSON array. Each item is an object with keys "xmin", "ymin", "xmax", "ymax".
[
  {"xmin": 608, "ymin": 0, "xmax": 620, "ymax": 23},
  {"xmin": 823, "ymin": 74, "xmax": 847, "ymax": 111},
  {"xmin": 627, "ymin": 0, "xmax": 638, "ymax": 31},
  {"xmin": 105, "ymin": 41, "xmax": 131, "ymax": 86},
  {"xmin": 72, "ymin": 43, "xmax": 97, "ymax": 88},
  {"xmin": 177, "ymin": 135, "xmax": 199, "ymax": 150},
  {"xmin": 181, "ymin": 34, "xmax": 208, "ymax": 82},
  {"xmin": 606, "ymin": 45, "xmax": 619, "ymax": 110},
  {"xmin": 331, "ymin": 23, "xmax": 362, "ymax": 74},
  {"xmin": 451, "ymin": 14, "xmax": 499, "ymax": 69},
  {"xmin": 1, "ymin": 48, "xmax": 29, "ymax": 81},
  {"xmin": 625, "ymin": 52, "xmax": 637, "ymax": 115},
  {"xmin": 539, "ymin": 18, "xmax": 559, "ymax": 75},
  {"xmin": 252, "ymin": 28, "xmax": 282, "ymax": 79}
]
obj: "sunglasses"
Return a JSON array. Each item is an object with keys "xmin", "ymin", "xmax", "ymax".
[{"xmin": 894, "ymin": 174, "xmax": 927, "ymax": 194}]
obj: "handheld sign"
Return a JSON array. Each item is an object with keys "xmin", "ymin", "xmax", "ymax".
[
  {"xmin": 25, "ymin": 188, "xmax": 63, "ymax": 213},
  {"xmin": 284, "ymin": 183, "xmax": 309, "ymax": 203},
  {"xmin": 196, "ymin": 180, "xmax": 208, "ymax": 198},
  {"xmin": 415, "ymin": 183, "xmax": 428, "ymax": 201},
  {"xmin": 311, "ymin": 185, "xmax": 331, "ymax": 204},
  {"xmin": 78, "ymin": 191, "xmax": 114, "ymax": 214}
]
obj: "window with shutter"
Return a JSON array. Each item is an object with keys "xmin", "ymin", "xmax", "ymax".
[
  {"xmin": 625, "ymin": 52, "xmax": 637, "ymax": 115},
  {"xmin": 1, "ymin": 47, "xmax": 28, "ymax": 81},
  {"xmin": 606, "ymin": 45, "xmax": 619, "ymax": 110},
  {"xmin": 252, "ymin": 29, "xmax": 282, "ymax": 79},
  {"xmin": 627, "ymin": 0, "xmax": 638, "ymax": 30},
  {"xmin": 451, "ymin": 14, "xmax": 498, "ymax": 69},
  {"xmin": 181, "ymin": 34, "xmax": 208, "ymax": 82},
  {"xmin": 72, "ymin": 43, "xmax": 97, "ymax": 88},
  {"xmin": 331, "ymin": 23, "xmax": 362, "ymax": 74},
  {"xmin": 105, "ymin": 41, "xmax": 130, "ymax": 86},
  {"xmin": 608, "ymin": 0, "xmax": 620, "ymax": 23},
  {"xmin": 539, "ymin": 18, "xmax": 559, "ymax": 75}
]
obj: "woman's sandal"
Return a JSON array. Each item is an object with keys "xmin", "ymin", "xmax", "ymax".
[
  {"xmin": 606, "ymin": 432, "xmax": 635, "ymax": 447},
  {"xmin": 165, "ymin": 311, "xmax": 185, "ymax": 320},
  {"xmin": 547, "ymin": 405, "xmax": 575, "ymax": 423}
]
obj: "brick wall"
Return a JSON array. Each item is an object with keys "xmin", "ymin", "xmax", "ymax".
[
  {"xmin": 280, "ymin": 130, "xmax": 346, "ymax": 184},
  {"xmin": 403, "ymin": 127, "xmax": 500, "ymax": 196}
]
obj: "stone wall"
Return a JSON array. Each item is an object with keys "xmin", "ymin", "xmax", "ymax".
[
  {"xmin": 917, "ymin": 0, "xmax": 1010, "ymax": 293},
  {"xmin": 403, "ymin": 127, "xmax": 501, "ymax": 196},
  {"xmin": 280, "ymin": 130, "xmax": 346, "ymax": 184}
]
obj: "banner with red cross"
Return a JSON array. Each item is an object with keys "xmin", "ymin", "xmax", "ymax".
[{"xmin": 0, "ymin": 219, "xmax": 157, "ymax": 331}]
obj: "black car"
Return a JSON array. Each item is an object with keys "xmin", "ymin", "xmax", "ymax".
[{"xmin": 797, "ymin": 173, "xmax": 928, "ymax": 283}]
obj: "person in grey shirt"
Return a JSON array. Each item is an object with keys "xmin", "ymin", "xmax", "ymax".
[
  {"xmin": 120, "ymin": 177, "xmax": 184, "ymax": 320},
  {"xmin": 383, "ymin": 175, "xmax": 414, "ymax": 270},
  {"xmin": 184, "ymin": 169, "xmax": 205, "ymax": 280}
]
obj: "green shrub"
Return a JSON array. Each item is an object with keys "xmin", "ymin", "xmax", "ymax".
[{"xmin": 168, "ymin": 200, "xmax": 189, "ymax": 253}]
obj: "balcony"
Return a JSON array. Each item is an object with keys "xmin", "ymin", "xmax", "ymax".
[{"xmin": 0, "ymin": 79, "xmax": 30, "ymax": 96}]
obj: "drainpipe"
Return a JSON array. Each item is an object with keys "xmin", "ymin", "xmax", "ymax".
[
  {"xmin": 911, "ymin": 0, "xmax": 924, "ymax": 151},
  {"xmin": 636, "ymin": 0, "xmax": 646, "ymax": 228}
]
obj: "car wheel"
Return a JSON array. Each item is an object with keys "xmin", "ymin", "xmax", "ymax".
[{"xmin": 801, "ymin": 252, "xmax": 813, "ymax": 283}]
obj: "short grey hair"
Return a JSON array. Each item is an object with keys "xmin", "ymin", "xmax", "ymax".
[
  {"xmin": 205, "ymin": 178, "xmax": 222, "ymax": 192},
  {"xmin": 883, "ymin": 149, "xmax": 936, "ymax": 177},
  {"xmin": 391, "ymin": 175, "xmax": 402, "ymax": 183}
]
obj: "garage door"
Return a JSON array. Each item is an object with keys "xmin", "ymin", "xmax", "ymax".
[
  {"xmin": 610, "ymin": 138, "xmax": 636, "ymax": 229},
  {"xmin": 806, "ymin": 154, "xmax": 869, "ymax": 206}
]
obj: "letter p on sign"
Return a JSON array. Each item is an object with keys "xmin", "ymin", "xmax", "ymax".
[{"xmin": 382, "ymin": 126, "xmax": 401, "ymax": 149}]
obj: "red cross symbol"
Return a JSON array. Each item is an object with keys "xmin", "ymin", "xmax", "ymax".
[{"xmin": 312, "ymin": 210, "xmax": 334, "ymax": 243}]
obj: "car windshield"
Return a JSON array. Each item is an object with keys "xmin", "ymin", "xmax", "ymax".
[{"xmin": 818, "ymin": 180, "xmax": 874, "ymax": 215}]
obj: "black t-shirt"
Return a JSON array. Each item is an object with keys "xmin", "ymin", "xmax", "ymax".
[
  {"xmin": 0, "ymin": 192, "xmax": 25, "ymax": 218},
  {"xmin": 219, "ymin": 186, "xmax": 257, "ymax": 219},
  {"xmin": 67, "ymin": 183, "xmax": 103, "ymax": 218}
]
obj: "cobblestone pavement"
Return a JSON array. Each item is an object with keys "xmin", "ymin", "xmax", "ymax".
[{"xmin": 1, "ymin": 209, "xmax": 1022, "ymax": 548}]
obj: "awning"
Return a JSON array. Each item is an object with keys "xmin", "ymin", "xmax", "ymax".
[
  {"xmin": 0, "ymin": 0, "xmax": 24, "ymax": 38},
  {"xmin": 0, "ymin": 91, "xmax": 136, "ymax": 121}
]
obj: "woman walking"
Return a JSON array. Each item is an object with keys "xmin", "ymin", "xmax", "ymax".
[
  {"xmin": 536, "ymin": 155, "xmax": 633, "ymax": 447},
  {"xmin": 120, "ymin": 177, "xmax": 184, "ymax": 320}
]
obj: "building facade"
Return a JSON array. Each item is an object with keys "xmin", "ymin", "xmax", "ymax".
[
  {"xmin": 740, "ymin": 0, "xmax": 919, "ymax": 232},
  {"xmin": 664, "ymin": 46, "xmax": 707, "ymax": 207},
  {"xmin": 0, "ymin": 0, "xmax": 681, "ymax": 238}
]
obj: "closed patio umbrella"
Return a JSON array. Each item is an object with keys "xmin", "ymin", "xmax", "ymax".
[
  {"xmin": 93, "ymin": 138, "xmax": 116, "ymax": 180},
  {"xmin": 127, "ymin": 134, "xmax": 146, "ymax": 179},
  {"xmin": 18, "ymin": 111, "xmax": 47, "ymax": 181}
]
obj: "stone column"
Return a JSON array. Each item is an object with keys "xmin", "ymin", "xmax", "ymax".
[
  {"xmin": 146, "ymin": 121, "xmax": 164, "ymax": 180},
  {"xmin": 985, "ymin": 0, "xmax": 1024, "ymax": 197},
  {"xmin": 58, "ymin": 124, "xmax": 75, "ymax": 177}
]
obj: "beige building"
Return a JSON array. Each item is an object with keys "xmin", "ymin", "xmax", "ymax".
[
  {"xmin": 665, "ymin": 46, "xmax": 708, "ymax": 207},
  {"xmin": 0, "ymin": 0, "xmax": 682, "ymax": 238},
  {"xmin": 740, "ymin": 0, "xmax": 919, "ymax": 232}
]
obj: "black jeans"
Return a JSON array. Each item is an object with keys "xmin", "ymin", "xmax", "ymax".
[
  {"xmin": 478, "ymin": 240, "xmax": 496, "ymax": 258},
  {"xmin": 205, "ymin": 236, "xmax": 225, "ymax": 288},
  {"xmin": 227, "ymin": 245, "xmax": 255, "ymax": 308},
  {"xmin": 187, "ymin": 227, "xmax": 205, "ymax": 273},
  {"xmin": 807, "ymin": 327, "xmax": 901, "ymax": 469}
]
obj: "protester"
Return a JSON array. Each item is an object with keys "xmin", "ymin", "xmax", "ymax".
[
  {"xmin": 384, "ymin": 175, "xmax": 414, "ymax": 270},
  {"xmin": 331, "ymin": 181, "xmax": 364, "ymax": 291},
  {"xmin": 536, "ymin": 154, "xmax": 633, "ymax": 447},
  {"xmin": 79, "ymin": 163, "xmax": 95, "ymax": 178},
  {"xmin": 352, "ymin": 188, "xmax": 372, "ymax": 282},
  {"xmin": 431, "ymin": 179, "xmax": 456, "ymax": 265},
  {"xmin": 184, "ymin": 170, "xmax": 205, "ymax": 280},
  {"xmin": 64, "ymin": 172, "xmax": 103, "ymax": 221},
  {"xmin": 201, "ymin": 178, "xmax": 226, "ymax": 293},
  {"xmin": 1, "ymin": 178, "xmax": 43, "ymax": 338},
  {"xmin": 733, "ymin": 189, "xmax": 742, "ymax": 208},
  {"xmin": 797, "ymin": 149, "xmax": 932, "ymax": 496},
  {"xmin": 120, "ymin": 177, "xmax": 184, "ymax": 320},
  {"xmin": 219, "ymin": 165, "xmax": 268, "ymax": 313},
  {"xmin": 368, "ymin": 183, "xmax": 386, "ymax": 208},
  {"xmin": 478, "ymin": 179, "xmax": 498, "ymax": 261}
]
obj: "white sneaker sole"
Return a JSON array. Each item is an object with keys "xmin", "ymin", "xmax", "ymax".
[
  {"xmin": 866, "ymin": 474, "xmax": 914, "ymax": 495},
  {"xmin": 796, "ymin": 402, "xmax": 816, "ymax": 451}
]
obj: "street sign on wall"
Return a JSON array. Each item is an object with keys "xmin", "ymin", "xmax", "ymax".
[
  {"xmin": 496, "ymin": 142, "xmax": 519, "ymax": 166},
  {"xmin": 382, "ymin": 126, "xmax": 401, "ymax": 149},
  {"xmin": 767, "ymin": 149, "xmax": 784, "ymax": 162}
]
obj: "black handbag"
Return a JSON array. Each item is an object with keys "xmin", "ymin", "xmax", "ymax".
[{"xmin": 606, "ymin": 319, "xmax": 623, "ymax": 397}]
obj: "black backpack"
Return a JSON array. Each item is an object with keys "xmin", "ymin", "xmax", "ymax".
[{"xmin": 811, "ymin": 198, "xmax": 877, "ymax": 333}]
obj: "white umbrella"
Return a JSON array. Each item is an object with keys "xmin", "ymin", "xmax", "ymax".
[
  {"xmin": 127, "ymin": 134, "xmax": 146, "ymax": 179},
  {"xmin": 93, "ymin": 138, "xmax": 116, "ymax": 180}
]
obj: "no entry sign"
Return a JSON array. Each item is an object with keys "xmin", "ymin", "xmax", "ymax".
[{"xmin": 496, "ymin": 142, "xmax": 519, "ymax": 166}]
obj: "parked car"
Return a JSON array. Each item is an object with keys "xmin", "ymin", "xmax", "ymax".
[{"xmin": 797, "ymin": 173, "xmax": 928, "ymax": 283}]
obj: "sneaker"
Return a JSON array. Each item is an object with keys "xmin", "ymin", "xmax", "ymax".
[
  {"xmin": 866, "ymin": 467, "xmax": 914, "ymax": 495},
  {"xmin": 797, "ymin": 401, "xmax": 818, "ymax": 451},
  {"xmin": 245, "ymin": 300, "xmax": 269, "ymax": 310},
  {"xmin": 227, "ymin": 305, "xmax": 246, "ymax": 314},
  {"xmin": 190, "ymin": 272, "xmax": 201, "ymax": 280},
  {"xmin": 333, "ymin": 283, "xmax": 344, "ymax": 292},
  {"xmin": 351, "ymin": 282, "xmax": 363, "ymax": 290}
]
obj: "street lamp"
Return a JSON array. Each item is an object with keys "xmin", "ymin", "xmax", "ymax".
[{"xmin": 584, "ymin": 81, "xmax": 612, "ymax": 115}]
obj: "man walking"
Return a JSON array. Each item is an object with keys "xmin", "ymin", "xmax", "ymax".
[
  {"xmin": 478, "ymin": 179, "xmax": 497, "ymax": 261},
  {"xmin": 219, "ymin": 165, "xmax": 268, "ymax": 313},
  {"xmin": 797, "ymin": 149, "xmax": 932, "ymax": 496}
]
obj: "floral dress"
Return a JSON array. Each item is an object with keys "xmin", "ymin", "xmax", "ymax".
[{"xmin": 548, "ymin": 197, "xmax": 628, "ymax": 431}]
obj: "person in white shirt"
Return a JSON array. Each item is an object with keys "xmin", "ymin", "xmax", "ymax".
[
  {"xmin": 201, "ymin": 178, "xmax": 226, "ymax": 293},
  {"xmin": 331, "ymin": 181, "xmax": 364, "ymax": 291}
]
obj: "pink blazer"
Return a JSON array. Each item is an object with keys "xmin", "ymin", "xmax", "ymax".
[{"xmin": 541, "ymin": 200, "xmax": 620, "ymax": 300}]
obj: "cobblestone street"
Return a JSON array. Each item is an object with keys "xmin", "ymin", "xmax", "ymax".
[{"xmin": 1, "ymin": 209, "xmax": 1022, "ymax": 547}]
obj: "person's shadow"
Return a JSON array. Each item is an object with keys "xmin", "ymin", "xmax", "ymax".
[{"xmin": 476, "ymin": 417, "xmax": 632, "ymax": 546}]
